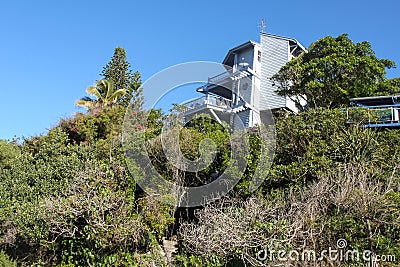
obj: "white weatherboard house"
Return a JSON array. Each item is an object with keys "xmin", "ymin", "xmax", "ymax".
[{"xmin": 184, "ymin": 33, "xmax": 306, "ymax": 129}]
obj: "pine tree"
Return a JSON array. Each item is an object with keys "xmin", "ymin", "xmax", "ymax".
[{"xmin": 101, "ymin": 47, "xmax": 142, "ymax": 107}]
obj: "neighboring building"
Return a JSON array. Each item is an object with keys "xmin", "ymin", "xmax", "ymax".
[
  {"xmin": 184, "ymin": 33, "xmax": 306, "ymax": 129},
  {"xmin": 349, "ymin": 95, "xmax": 400, "ymax": 128}
]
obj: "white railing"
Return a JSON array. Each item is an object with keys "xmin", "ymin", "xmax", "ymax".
[
  {"xmin": 208, "ymin": 71, "xmax": 232, "ymax": 84},
  {"xmin": 184, "ymin": 95, "xmax": 231, "ymax": 110},
  {"xmin": 346, "ymin": 106, "xmax": 400, "ymax": 124},
  {"xmin": 207, "ymin": 66, "xmax": 255, "ymax": 85}
]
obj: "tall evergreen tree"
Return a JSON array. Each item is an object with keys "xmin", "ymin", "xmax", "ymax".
[{"xmin": 101, "ymin": 47, "xmax": 142, "ymax": 106}]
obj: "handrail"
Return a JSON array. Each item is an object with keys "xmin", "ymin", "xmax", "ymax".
[
  {"xmin": 184, "ymin": 95, "xmax": 232, "ymax": 110},
  {"xmin": 208, "ymin": 71, "xmax": 232, "ymax": 84},
  {"xmin": 346, "ymin": 106, "xmax": 399, "ymax": 123},
  {"xmin": 207, "ymin": 67, "xmax": 254, "ymax": 84}
]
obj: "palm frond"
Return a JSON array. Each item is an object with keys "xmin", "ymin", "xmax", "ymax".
[
  {"xmin": 78, "ymin": 79, "xmax": 127, "ymax": 110},
  {"xmin": 76, "ymin": 99, "xmax": 96, "ymax": 110},
  {"xmin": 86, "ymin": 85, "xmax": 102, "ymax": 100},
  {"xmin": 99, "ymin": 80, "xmax": 115, "ymax": 100},
  {"xmin": 110, "ymin": 88, "xmax": 128, "ymax": 103}
]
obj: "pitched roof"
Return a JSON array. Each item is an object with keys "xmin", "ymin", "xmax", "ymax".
[
  {"xmin": 261, "ymin": 33, "xmax": 306, "ymax": 52},
  {"xmin": 222, "ymin": 40, "xmax": 260, "ymax": 66},
  {"xmin": 350, "ymin": 95, "xmax": 400, "ymax": 107}
]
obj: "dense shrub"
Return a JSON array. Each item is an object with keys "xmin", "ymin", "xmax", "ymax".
[
  {"xmin": 0, "ymin": 106, "xmax": 174, "ymax": 266},
  {"xmin": 179, "ymin": 109, "xmax": 400, "ymax": 266},
  {"xmin": 1, "ymin": 106, "xmax": 399, "ymax": 266}
]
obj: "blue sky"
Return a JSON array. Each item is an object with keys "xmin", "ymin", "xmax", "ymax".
[{"xmin": 1, "ymin": 0, "xmax": 399, "ymax": 140}]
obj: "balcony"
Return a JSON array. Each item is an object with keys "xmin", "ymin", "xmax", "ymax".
[
  {"xmin": 184, "ymin": 95, "xmax": 231, "ymax": 116},
  {"xmin": 348, "ymin": 95, "xmax": 400, "ymax": 128},
  {"xmin": 197, "ymin": 66, "xmax": 256, "ymax": 100},
  {"xmin": 346, "ymin": 106, "xmax": 400, "ymax": 128},
  {"xmin": 208, "ymin": 70, "xmax": 232, "ymax": 85}
]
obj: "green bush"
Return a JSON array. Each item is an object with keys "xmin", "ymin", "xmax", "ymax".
[
  {"xmin": 0, "ymin": 251, "xmax": 16, "ymax": 267},
  {"xmin": 1, "ymin": 103, "xmax": 400, "ymax": 266}
]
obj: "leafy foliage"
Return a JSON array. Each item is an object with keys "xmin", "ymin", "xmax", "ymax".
[
  {"xmin": 0, "ymin": 250, "xmax": 16, "ymax": 267},
  {"xmin": 2, "ymin": 105, "xmax": 400, "ymax": 266},
  {"xmin": 272, "ymin": 34, "xmax": 396, "ymax": 109},
  {"xmin": 146, "ymin": 115, "xmax": 231, "ymax": 188},
  {"xmin": 0, "ymin": 107, "xmax": 174, "ymax": 266},
  {"xmin": 0, "ymin": 140, "xmax": 20, "ymax": 169},
  {"xmin": 2, "ymin": 38, "xmax": 400, "ymax": 267},
  {"xmin": 180, "ymin": 110, "xmax": 400, "ymax": 266},
  {"xmin": 76, "ymin": 79, "xmax": 127, "ymax": 112},
  {"xmin": 375, "ymin": 77, "xmax": 400, "ymax": 96}
]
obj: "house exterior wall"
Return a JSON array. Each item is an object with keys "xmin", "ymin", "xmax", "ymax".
[
  {"xmin": 184, "ymin": 33, "xmax": 304, "ymax": 130},
  {"xmin": 260, "ymin": 34, "xmax": 289, "ymax": 110},
  {"xmin": 237, "ymin": 75, "xmax": 253, "ymax": 104},
  {"xmin": 252, "ymin": 44, "xmax": 262, "ymax": 111},
  {"xmin": 252, "ymin": 44, "xmax": 262, "ymax": 75},
  {"xmin": 231, "ymin": 46, "xmax": 255, "ymax": 106},
  {"xmin": 234, "ymin": 48, "xmax": 255, "ymax": 69},
  {"xmin": 232, "ymin": 45, "xmax": 263, "ymax": 129}
]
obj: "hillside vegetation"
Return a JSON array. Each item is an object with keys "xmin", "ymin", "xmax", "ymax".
[{"xmin": 1, "ymin": 36, "xmax": 400, "ymax": 266}]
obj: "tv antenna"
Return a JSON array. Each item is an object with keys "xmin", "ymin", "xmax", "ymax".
[{"xmin": 259, "ymin": 18, "xmax": 266, "ymax": 33}]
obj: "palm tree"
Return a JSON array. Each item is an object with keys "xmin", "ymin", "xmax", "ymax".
[{"xmin": 76, "ymin": 80, "xmax": 127, "ymax": 112}]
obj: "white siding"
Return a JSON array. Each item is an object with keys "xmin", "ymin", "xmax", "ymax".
[{"xmin": 260, "ymin": 35, "xmax": 289, "ymax": 110}]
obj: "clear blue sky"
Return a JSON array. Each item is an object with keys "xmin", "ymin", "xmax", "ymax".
[{"xmin": 1, "ymin": 0, "xmax": 399, "ymax": 141}]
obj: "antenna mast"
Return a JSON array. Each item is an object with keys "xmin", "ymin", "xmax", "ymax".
[{"xmin": 259, "ymin": 18, "xmax": 266, "ymax": 33}]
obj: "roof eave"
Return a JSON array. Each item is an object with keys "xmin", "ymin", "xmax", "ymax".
[
  {"xmin": 350, "ymin": 95, "xmax": 400, "ymax": 101},
  {"xmin": 222, "ymin": 40, "xmax": 259, "ymax": 65},
  {"xmin": 261, "ymin": 33, "xmax": 306, "ymax": 52}
]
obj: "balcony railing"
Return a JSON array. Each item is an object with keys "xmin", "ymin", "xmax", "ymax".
[
  {"xmin": 346, "ymin": 106, "xmax": 400, "ymax": 127},
  {"xmin": 207, "ymin": 66, "xmax": 254, "ymax": 85},
  {"xmin": 184, "ymin": 95, "xmax": 231, "ymax": 111},
  {"xmin": 208, "ymin": 70, "xmax": 232, "ymax": 84}
]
